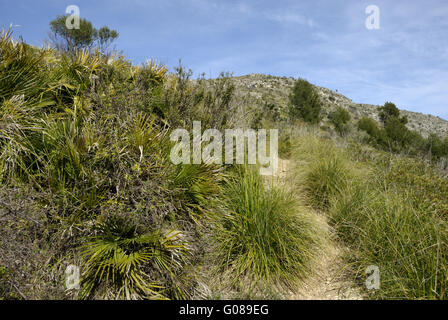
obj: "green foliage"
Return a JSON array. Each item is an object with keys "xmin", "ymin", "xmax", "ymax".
[
  {"xmin": 49, "ymin": 15, "xmax": 118, "ymax": 52},
  {"xmin": 55, "ymin": 49, "xmax": 101, "ymax": 95},
  {"xmin": 50, "ymin": 15, "xmax": 96, "ymax": 51},
  {"xmin": 0, "ymin": 29, "xmax": 55, "ymax": 109},
  {"xmin": 97, "ymin": 26, "xmax": 119, "ymax": 52},
  {"xmin": 265, "ymin": 103, "xmax": 281, "ymax": 122},
  {"xmin": 357, "ymin": 104, "xmax": 448, "ymax": 160},
  {"xmin": 168, "ymin": 163, "xmax": 223, "ymax": 226},
  {"xmin": 0, "ymin": 264, "xmax": 22, "ymax": 299},
  {"xmin": 357, "ymin": 117, "xmax": 380, "ymax": 139},
  {"xmin": 425, "ymin": 134, "xmax": 448, "ymax": 160},
  {"xmin": 330, "ymin": 179, "xmax": 448, "ymax": 299},
  {"xmin": 136, "ymin": 59, "xmax": 167, "ymax": 91},
  {"xmin": 304, "ymin": 155, "xmax": 350, "ymax": 209},
  {"xmin": 294, "ymin": 135, "xmax": 448, "ymax": 299},
  {"xmin": 278, "ymin": 132, "xmax": 292, "ymax": 159},
  {"xmin": 292, "ymin": 134, "xmax": 353, "ymax": 209},
  {"xmin": 384, "ymin": 158, "xmax": 448, "ymax": 217},
  {"xmin": 4, "ymin": 23, "xmax": 448, "ymax": 302},
  {"xmin": 375, "ymin": 102, "xmax": 418, "ymax": 152},
  {"xmin": 383, "ymin": 116, "xmax": 413, "ymax": 150},
  {"xmin": 80, "ymin": 214, "xmax": 187, "ymax": 300},
  {"xmin": 164, "ymin": 64, "xmax": 235, "ymax": 129},
  {"xmin": 126, "ymin": 112, "xmax": 161, "ymax": 154},
  {"xmin": 288, "ymin": 78, "xmax": 321, "ymax": 124},
  {"xmin": 379, "ymin": 101, "xmax": 401, "ymax": 125},
  {"xmin": 170, "ymin": 164, "xmax": 221, "ymax": 207},
  {"xmin": 328, "ymin": 106, "xmax": 351, "ymax": 136},
  {"xmin": 331, "ymin": 182, "xmax": 448, "ymax": 299},
  {"xmin": 213, "ymin": 166, "xmax": 318, "ymax": 289},
  {"xmin": 0, "ymin": 266, "xmax": 14, "ymax": 300}
]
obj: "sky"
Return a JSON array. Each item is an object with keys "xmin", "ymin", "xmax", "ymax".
[{"xmin": 1, "ymin": 0, "xmax": 447, "ymax": 119}]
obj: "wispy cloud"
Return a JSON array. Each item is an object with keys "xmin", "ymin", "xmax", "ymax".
[
  {"xmin": 1, "ymin": 0, "xmax": 447, "ymax": 119},
  {"xmin": 266, "ymin": 12, "xmax": 315, "ymax": 27}
]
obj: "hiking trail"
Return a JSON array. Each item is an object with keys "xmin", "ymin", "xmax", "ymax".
[{"xmin": 273, "ymin": 158, "xmax": 363, "ymax": 300}]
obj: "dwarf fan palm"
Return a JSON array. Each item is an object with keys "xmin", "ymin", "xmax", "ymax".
[{"xmin": 80, "ymin": 214, "xmax": 187, "ymax": 300}]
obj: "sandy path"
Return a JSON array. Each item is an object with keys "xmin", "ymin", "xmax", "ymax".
[
  {"xmin": 292, "ymin": 213, "xmax": 363, "ymax": 300},
  {"xmin": 274, "ymin": 158, "xmax": 364, "ymax": 300}
]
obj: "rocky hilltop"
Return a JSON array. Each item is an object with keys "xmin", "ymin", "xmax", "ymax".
[{"xmin": 232, "ymin": 73, "xmax": 448, "ymax": 138}]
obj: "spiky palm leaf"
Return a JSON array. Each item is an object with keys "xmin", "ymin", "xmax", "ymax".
[
  {"xmin": 171, "ymin": 163, "xmax": 222, "ymax": 206},
  {"xmin": 79, "ymin": 214, "xmax": 187, "ymax": 300},
  {"xmin": 0, "ymin": 29, "xmax": 53, "ymax": 105}
]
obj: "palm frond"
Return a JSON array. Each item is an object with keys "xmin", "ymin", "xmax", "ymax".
[{"xmin": 79, "ymin": 214, "xmax": 187, "ymax": 300}]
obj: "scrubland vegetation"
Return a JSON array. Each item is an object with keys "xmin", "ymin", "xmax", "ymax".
[
  {"xmin": 1, "ymin": 22, "xmax": 448, "ymax": 300},
  {"xmin": 0, "ymin": 27, "xmax": 318, "ymax": 300},
  {"xmin": 292, "ymin": 135, "xmax": 448, "ymax": 299}
]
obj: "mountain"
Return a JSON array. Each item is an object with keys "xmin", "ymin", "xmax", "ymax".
[{"xmin": 232, "ymin": 73, "xmax": 448, "ymax": 138}]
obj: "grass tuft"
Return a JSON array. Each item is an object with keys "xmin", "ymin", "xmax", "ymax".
[{"xmin": 213, "ymin": 165, "xmax": 319, "ymax": 290}]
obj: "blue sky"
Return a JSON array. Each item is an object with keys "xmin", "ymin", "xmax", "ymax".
[{"xmin": 1, "ymin": 0, "xmax": 447, "ymax": 119}]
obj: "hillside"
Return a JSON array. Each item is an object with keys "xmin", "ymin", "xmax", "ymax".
[
  {"xmin": 232, "ymin": 73, "xmax": 448, "ymax": 138},
  {"xmin": 1, "ymin": 28, "xmax": 448, "ymax": 301}
]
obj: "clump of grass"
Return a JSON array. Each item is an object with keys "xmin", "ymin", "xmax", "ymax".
[
  {"xmin": 292, "ymin": 134, "xmax": 448, "ymax": 299},
  {"xmin": 304, "ymin": 155, "xmax": 349, "ymax": 209},
  {"xmin": 384, "ymin": 157, "xmax": 448, "ymax": 217},
  {"xmin": 213, "ymin": 165, "xmax": 319, "ymax": 289},
  {"xmin": 326, "ymin": 182, "xmax": 371, "ymax": 244},
  {"xmin": 330, "ymin": 184, "xmax": 448, "ymax": 299},
  {"xmin": 292, "ymin": 134, "xmax": 352, "ymax": 209}
]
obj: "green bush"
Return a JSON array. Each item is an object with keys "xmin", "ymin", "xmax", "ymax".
[
  {"xmin": 288, "ymin": 79, "xmax": 321, "ymax": 124},
  {"xmin": 357, "ymin": 111, "xmax": 432, "ymax": 157},
  {"xmin": 0, "ymin": 266, "xmax": 13, "ymax": 300},
  {"xmin": 169, "ymin": 163, "xmax": 222, "ymax": 222},
  {"xmin": 375, "ymin": 102, "xmax": 429, "ymax": 155},
  {"xmin": 379, "ymin": 101, "xmax": 401, "ymax": 125},
  {"xmin": 357, "ymin": 117, "xmax": 380, "ymax": 140},
  {"xmin": 383, "ymin": 116, "xmax": 412, "ymax": 150},
  {"xmin": 328, "ymin": 106, "xmax": 351, "ymax": 136},
  {"xmin": 425, "ymin": 134, "xmax": 448, "ymax": 159},
  {"xmin": 265, "ymin": 103, "xmax": 281, "ymax": 122}
]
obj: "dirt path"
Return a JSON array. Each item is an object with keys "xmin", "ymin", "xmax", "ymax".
[
  {"xmin": 292, "ymin": 214, "xmax": 363, "ymax": 300},
  {"xmin": 274, "ymin": 158, "xmax": 363, "ymax": 300}
]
